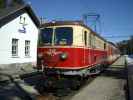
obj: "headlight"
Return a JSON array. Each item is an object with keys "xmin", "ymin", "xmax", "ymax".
[{"xmin": 60, "ymin": 52, "xmax": 68, "ymax": 60}]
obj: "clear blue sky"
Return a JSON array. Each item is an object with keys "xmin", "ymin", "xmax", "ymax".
[{"xmin": 26, "ymin": 0, "xmax": 133, "ymax": 43}]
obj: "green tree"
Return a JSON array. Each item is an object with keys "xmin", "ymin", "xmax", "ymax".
[
  {"xmin": 0, "ymin": 0, "xmax": 5, "ymax": 8},
  {"xmin": 14, "ymin": 0, "xmax": 25, "ymax": 4},
  {"xmin": 117, "ymin": 35, "xmax": 133, "ymax": 55},
  {"xmin": 0, "ymin": 0, "xmax": 25, "ymax": 9}
]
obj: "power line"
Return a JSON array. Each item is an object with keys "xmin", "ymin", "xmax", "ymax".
[
  {"xmin": 103, "ymin": 35, "xmax": 131, "ymax": 38},
  {"xmin": 82, "ymin": 13, "xmax": 101, "ymax": 33}
]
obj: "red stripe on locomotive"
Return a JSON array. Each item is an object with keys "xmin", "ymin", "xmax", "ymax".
[{"xmin": 38, "ymin": 46, "xmax": 107, "ymax": 69}]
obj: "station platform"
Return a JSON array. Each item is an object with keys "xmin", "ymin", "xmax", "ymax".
[
  {"xmin": 126, "ymin": 55, "xmax": 133, "ymax": 100},
  {"xmin": 70, "ymin": 56, "xmax": 126, "ymax": 100}
]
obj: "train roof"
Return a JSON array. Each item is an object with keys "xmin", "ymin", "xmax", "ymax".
[{"xmin": 41, "ymin": 20, "xmax": 107, "ymax": 42}]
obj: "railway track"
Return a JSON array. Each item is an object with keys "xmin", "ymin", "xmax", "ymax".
[
  {"xmin": 35, "ymin": 76, "xmax": 95, "ymax": 100},
  {"xmin": 22, "ymin": 56, "xmax": 127, "ymax": 100},
  {"xmin": 35, "ymin": 70, "xmax": 126, "ymax": 100},
  {"xmin": 36, "ymin": 72, "xmax": 126, "ymax": 100}
]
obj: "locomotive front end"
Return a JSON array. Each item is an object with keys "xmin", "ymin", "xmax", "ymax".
[{"xmin": 37, "ymin": 25, "xmax": 78, "ymax": 73}]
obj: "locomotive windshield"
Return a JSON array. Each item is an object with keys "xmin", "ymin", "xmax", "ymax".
[
  {"xmin": 39, "ymin": 27, "xmax": 73, "ymax": 46},
  {"xmin": 55, "ymin": 27, "xmax": 73, "ymax": 45},
  {"xmin": 40, "ymin": 28, "xmax": 53, "ymax": 45}
]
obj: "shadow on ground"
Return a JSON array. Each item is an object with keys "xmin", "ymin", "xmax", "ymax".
[
  {"xmin": 101, "ymin": 66, "xmax": 127, "ymax": 79},
  {"xmin": 101, "ymin": 65, "xmax": 129, "ymax": 100}
]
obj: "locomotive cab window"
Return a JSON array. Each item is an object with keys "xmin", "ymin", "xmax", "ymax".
[
  {"xmin": 40, "ymin": 28, "xmax": 53, "ymax": 46},
  {"xmin": 55, "ymin": 27, "xmax": 73, "ymax": 45}
]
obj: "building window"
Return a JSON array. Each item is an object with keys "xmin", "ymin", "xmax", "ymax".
[
  {"xmin": 12, "ymin": 38, "xmax": 18, "ymax": 56},
  {"xmin": 25, "ymin": 40, "xmax": 30, "ymax": 57}
]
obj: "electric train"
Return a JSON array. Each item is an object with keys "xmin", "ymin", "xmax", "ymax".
[{"xmin": 37, "ymin": 21, "xmax": 120, "ymax": 78}]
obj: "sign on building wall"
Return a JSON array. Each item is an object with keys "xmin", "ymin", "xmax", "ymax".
[{"xmin": 18, "ymin": 16, "xmax": 27, "ymax": 33}]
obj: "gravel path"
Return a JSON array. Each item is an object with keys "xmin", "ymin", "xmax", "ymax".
[
  {"xmin": 35, "ymin": 56, "xmax": 127, "ymax": 100},
  {"xmin": 70, "ymin": 76, "xmax": 126, "ymax": 100},
  {"xmin": 69, "ymin": 56, "xmax": 126, "ymax": 100}
]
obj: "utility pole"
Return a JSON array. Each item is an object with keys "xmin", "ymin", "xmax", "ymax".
[
  {"xmin": 82, "ymin": 13, "xmax": 101, "ymax": 33},
  {"xmin": 40, "ymin": 17, "xmax": 47, "ymax": 24},
  {"xmin": 130, "ymin": 36, "xmax": 133, "ymax": 54}
]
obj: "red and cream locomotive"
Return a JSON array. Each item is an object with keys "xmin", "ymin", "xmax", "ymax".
[{"xmin": 37, "ymin": 21, "xmax": 120, "ymax": 77}]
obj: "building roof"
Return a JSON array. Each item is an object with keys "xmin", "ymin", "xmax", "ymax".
[
  {"xmin": 41, "ymin": 20, "xmax": 107, "ymax": 42},
  {"xmin": 0, "ymin": 3, "xmax": 40, "ymax": 27}
]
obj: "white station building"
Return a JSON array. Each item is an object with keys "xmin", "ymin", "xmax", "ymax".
[{"xmin": 0, "ymin": 4, "xmax": 40, "ymax": 75}]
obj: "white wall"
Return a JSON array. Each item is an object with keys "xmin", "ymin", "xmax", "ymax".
[
  {"xmin": 0, "ymin": 13, "xmax": 39, "ymax": 64},
  {"xmin": 73, "ymin": 26, "xmax": 84, "ymax": 46}
]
